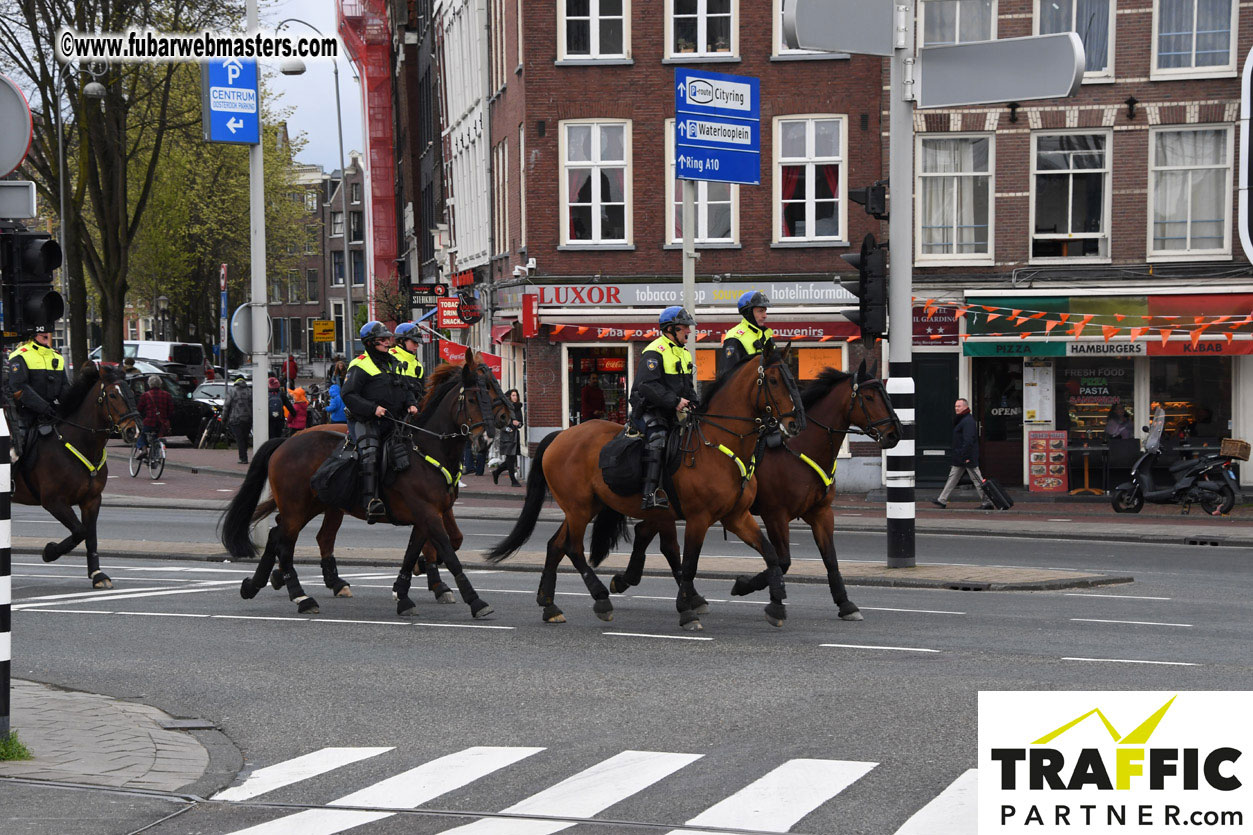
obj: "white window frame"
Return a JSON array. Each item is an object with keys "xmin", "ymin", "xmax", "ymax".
[
  {"xmin": 331, "ymin": 251, "xmax": 345, "ymax": 287},
  {"xmin": 914, "ymin": 132, "xmax": 995, "ymax": 265},
  {"xmin": 559, "ymin": 119, "xmax": 633, "ymax": 247},
  {"xmin": 1147, "ymin": 124, "xmax": 1233, "ymax": 261},
  {"xmin": 557, "ymin": 0, "xmax": 631, "ymax": 61},
  {"xmin": 664, "ymin": 119, "xmax": 740, "ymax": 246},
  {"xmin": 664, "ymin": 0, "xmax": 739, "ymax": 60},
  {"xmin": 1033, "ymin": 0, "xmax": 1115, "ymax": 82},
  {"xmin": 1151, "ymin": 0, "xmax": 1239, "ymax": 79},
  {"xmin": 287, "ymin": 269, "xmax": 302, "ymax": 303},
  {"xmin": 771, "ymin": 0, "xmax": 841, "ymax": 58},
  {"xmin": 1029, "ymin": 130, "xmax": 1113, "ymax": 264},
  {"xmin": 330, "ymin": 211, "xmax": 344, "ymax": 237},
  {"xmin": 771, "ymin": 114, "xmax": 848, "ymax": 245},
  {"xmin": 350, "ymin": 182, "xmax": 362, "ymax": 204},
  {"xmin": 519, "ymin": 123, "xmax": 528, "ymax": 248},
  {"xmin": 920, "ymin": 0, "xmax": 997, "ymax": 47}
]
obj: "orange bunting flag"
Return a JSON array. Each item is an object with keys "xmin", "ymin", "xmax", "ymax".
[
  {"xmin": 1010, "ymin": 309, "xmax": 1021, "ymax": 320},
  {"xmin": 1214, "ymin": 315, "xmax": 1233, "ymax": 326},
  {"xmin": 1194, "ymin": 316, "xmax": 1205, "ymax": 324},
  {"xmin": 1081, "ymin": 314, "xmax": 1095, "ymax": 326},
  {"xmin": 551, "ymin": 325, "xmax": 565, "ymax": 334},
  {"xmin": 1019, "ymin": 332, "xmax": 1030, "ymax": 340},
  {"xmin": 1044, "ymin": 319, "xmax": 1061, "ymax": 334},
  {"xmin": 1070, "ymin": 322, "xmax": 1086, "ymax": 338},
  {"xmin": 820, "ymin": 335, "xmax": 833, "ymax": 342},
  {"xmin": 1129, "ymin": 327, "xmax": 1147, "ymax": 341},
  {"xmin": 1225, "ymin": 333, "xmax": 1235, "ymax": 347},
  {"xmin": 1114, "ymin": 314, "xmax": 1125, "ymax": 322},
  {"xmin": 848, "ymin": 333, "xmax": 862, "ymax": 343},
  {"xmin": 1058, "ymin": 312, "xmax": 1070, "ymax": 324},
  {"xmin": 930, "ymin": 333, "xmax": 945, "ymax": 341},
  {"xmin": 1190, "ymin": 326, "xmax": 1211, "ymax": 349},
  {"xmin": 1160, "ymin": 328, "xmax": 1174, "ymax": 346},
  {"xmin": 982, "ymin": 305, "xmax": 997, "ymax": 312},
  {"xmin": 960, "ymin": 333, "xmax": 970, "ymax": 340},
  {"xmin": 1102, "ymin": 325, "xmax": 1120, "ymax": 342},
  {"xmin": 1013, "ymin": 317, "xmax": 1029, "ymax": 327},
  {"xmin": 1030, "ymin": 311, "xmax": 1048, "ymax": 319},
  {"xmin": 986, "ymin": 311, "xmax": 1001, "ymax": 322},
  {"xmin": 954, "ymin": 305, "xmax": 971, "ymax": 318}
]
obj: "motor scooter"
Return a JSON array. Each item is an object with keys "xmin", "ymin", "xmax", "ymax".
[{"xmin": 1110, "ymin": 407, "xmax": 1242, "ymax": 515}]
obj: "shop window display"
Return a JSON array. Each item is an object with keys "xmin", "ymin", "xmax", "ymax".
[
  {"xmin": 1055, "ymin": 358, "xmax": 1134, "ymax": 442},
  {"xmin": 1150, "ymin": 356, "xmax": 1232, "ymax": 441},
  {"xmin": 569, "ymin": 347, "xmax": 629, "ymax": 425}
]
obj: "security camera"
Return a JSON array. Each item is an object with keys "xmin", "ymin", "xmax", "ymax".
[
  {"xmin": 512, "ymin": 265, "xmax": 527, "ymax": 277},
  {"xmin": 525, "ymin": 258, "xmax": 537, "ymax": 271}
]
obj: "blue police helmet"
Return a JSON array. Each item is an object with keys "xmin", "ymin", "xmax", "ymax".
[
  {"xmin": 394, "ymin": 322, "xmax": 419, "ymax": 340},
  {"xmin": 359, "ymin": 321, "xmax": 393, "ymax": 342},
  {"xmin": 737, "ymin": 290, "xmax": 770, "ymax": 315},
  {"xmin": 658, "ymin": 306, "xmax": 697, "ymax": 328}
]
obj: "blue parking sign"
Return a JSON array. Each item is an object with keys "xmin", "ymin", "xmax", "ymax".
[
  {"xmin": 675, "ymin": 68, "xmax": 760, "ymax": 186},
  {"xmin": 201, "ymin": 59, "xmax": 260, "ymax": 145}
]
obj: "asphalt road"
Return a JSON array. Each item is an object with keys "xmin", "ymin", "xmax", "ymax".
[{"xmin": 5, "ymin": 505, "xmax": 1253, "ymax": 834}]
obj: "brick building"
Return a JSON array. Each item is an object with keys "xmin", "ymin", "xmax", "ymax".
[{"xmin": 903, "ymin": 0, "xmax": 1253, "ymax": 490}]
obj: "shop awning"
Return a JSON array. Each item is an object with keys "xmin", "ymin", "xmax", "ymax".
[{"xmin": 491, "ymin": 324, "xmax": 512, "ymax": 343}]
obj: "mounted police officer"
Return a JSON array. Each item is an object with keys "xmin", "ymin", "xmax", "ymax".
[
  {"xmin": 341, "ymin": 321, "xmax": 419, "ymax": 521},
  {"xmin": 628, "ymin": 306, "xmax": 698, "ymax": 510},
  {"xmin": 389, "ymin": 321, "xmax": 426, "ymax": 403},
  {"xmin": 718, "ymin": 290, "xmax": 774, "ymax": 377},
  {"xmin": 5, "ymin": 324, "xmax": 68, "ymax": 462}
]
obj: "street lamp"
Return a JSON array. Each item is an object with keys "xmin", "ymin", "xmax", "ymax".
[
  {"xmin": 156, "ymin": 295, "xmax": 169, "ymax": 340},
  {"xmin": 275, "ymin": 17, "xmax": 353, "ymax": 362}
]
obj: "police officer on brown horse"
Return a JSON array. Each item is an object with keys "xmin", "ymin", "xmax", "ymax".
[
  {"xmin": 628, "ymin": 306, "xmax": 698, "ymax": 510},
  {"xmin": 6, "ymin": 323, "xmax": 69, "ymax": 461},
  {"xmin": 342, "ymin": 321, "xmax": 419, "ymax": 521},
  {"xmin": 718, "ymin": 290, "xmax": 775, "ymax": 376}
]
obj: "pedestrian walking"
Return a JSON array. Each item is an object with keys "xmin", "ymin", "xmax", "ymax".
[
  {"xmin": 287, "ymin": 387, "xmax": 309, "ymax": 433},
  {"xmin": 932, "ymin": 398, "xmax": 993, "ymax": 510},
  {"xmin": 326, "ymin": 382, "xmax": 347, "ymax": 423},
  {"xmin": 491, "ymin": 389, "xmax": 524, "ymax": 487},
  {"xmin": 327, "ymin": 356, "xmax": 348, "ymax": 388},
  {"xmin": 267, "ymin": 377, "xmax": 292, "ymax": 440},
  {"xmin": 222, "ymin": 378, "xmax": 252, "ymax": 463},
  {"xmin": 281, "ymin": 354, "xmax": 299, "ymax": 389}
]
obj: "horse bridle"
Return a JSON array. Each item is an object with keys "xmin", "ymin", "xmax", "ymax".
[
  {"xmin": 753, "ymin": 354, "xmax": 806, "ymax": 435},
  {"xmin": 849, "ymin": 375, "xmax": 902, "ymax": 446},
  {"xmin": 58, "ymin": 379, "xmax": 141, "ymax": 437}
]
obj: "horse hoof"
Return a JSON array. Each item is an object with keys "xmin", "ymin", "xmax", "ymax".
[
  {"xmin": 542, "ymin": 604, "xmax": 566, "ymax": 624},
  {"xmin": 396, "ymin": 597, "xmax": 417, "ymax": 616},
  {"xmin": 593, "ymin": 599, "xmax": 614, "ymax": 622},
  {"xmin": 436, "ymin": 591, "xmax": 457, "ymax": 604},
  {"xmin": 691, "ymin": 595, "xmax": 710, "ymax": 615},
  {"xmin": 296, "ymin": 597, "xmax": 320, "ymax": 615},
  {"xmin": 680, "ymin": 617, "xmax": 703, "ymax": 632},
  {"xmin": 240, "ymin": 578, "xmax": 259, "ymax": 600},
  {"xmin": 269, "ymin": 570, "xmax": 285, "ymax": 591},
  {"xmin": 840, "ymin": 608, "xmax": 864, "ymax": 622},
  {"xmin": 471, "ymin": 600, "xmax": 494, "ymax": 619},
  {"xmin": 42, "ymin": 544, "xmax": 62, "ymax": 564},
  {"xmin": 91, "ymin": 572, "xmax": 113, "ymax": 590},
  {"xmin": 609, "ymin": 575, "xmax": 629, "ymax": 595},
  {"xmin": 730, "ymin": 576, "xmax": 754, "ymax": 597},
  {"xmin": 764, "ymin": 601, "xmax": 787, "ymax": 627},
  {"xmin": 334, "ymin": 584, "xmax": 354, "ymax": 598}
]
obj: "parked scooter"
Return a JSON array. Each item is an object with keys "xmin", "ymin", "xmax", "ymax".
[{"xmin": 1111, "ymin": 407, "xmax": 1242, "ymax": 515}]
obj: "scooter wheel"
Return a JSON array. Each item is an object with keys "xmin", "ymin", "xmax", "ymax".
[
  {"xmin": 1199, "ymin": 484, "xmax": 1235, "ymax": 516},
  {"xmin": 1111, "ymin": 486, "xmax": 1144, "ymax": 514}
]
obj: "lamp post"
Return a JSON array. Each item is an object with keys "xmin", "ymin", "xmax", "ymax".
[
  {"xmin": 276, "ymin": 17, "xmax": 353, "ymax": 360},
  {"xmin": 156, "ymin": 295, "xmax": 169, "ymax": 340}
]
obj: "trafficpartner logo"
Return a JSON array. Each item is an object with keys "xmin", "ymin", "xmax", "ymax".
[{"xmin": 978, "ymin": 692, "xmax": 1249, "ymax": 832}]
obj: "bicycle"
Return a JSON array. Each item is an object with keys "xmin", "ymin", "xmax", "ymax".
[
  {"xmin": 129, "ymin": 429, "xmax": 167, "ymax": 480},
  {"xmin": 199, "ymin": 409, "xmax": 226, "ymax": 449}
]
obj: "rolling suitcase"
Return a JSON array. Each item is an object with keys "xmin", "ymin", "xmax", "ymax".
[{"xmin": 981, "ymin": 477, "xmax": 1014, "ymax": 510}]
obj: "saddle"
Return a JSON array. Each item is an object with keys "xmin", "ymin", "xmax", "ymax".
[
  {"xmin": 311, "ymin": 438, "xmax": 359, "ymax": 509},
  {"xmin": 598, "ymin": 428, "xmax": 684, "ymax": 498}
]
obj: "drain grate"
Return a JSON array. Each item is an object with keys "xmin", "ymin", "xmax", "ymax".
[
  {"xmin": 947, "ymin": 581, "xmax": 990, "ymax": 591},
  {"xmin": 159, "ymin": 718, "xmax": 219, "ymax": 731},
  {"xmin": 1185, "ymin": 537, "xmax": 1222, "ymax": 546}
]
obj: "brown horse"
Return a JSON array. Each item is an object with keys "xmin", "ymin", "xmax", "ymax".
[
  {"xmin": 486, "ymin": 347, "xmax": 806, "ymax": 631},
  {"xmin": 593, "ymin": 363, "xmax": 902, "ymax": 620},
  {"xmin": 219, "ymin": 351, "xmax": 514, "ymax": 616},
  {"xmin": 10, "ymin": 363, "xmax": 142, "ymax": 588}
]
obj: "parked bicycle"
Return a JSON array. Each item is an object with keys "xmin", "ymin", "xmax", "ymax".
[{"xmin": 129, "ymin": 429, "xmax": 167, "ymax": 480}]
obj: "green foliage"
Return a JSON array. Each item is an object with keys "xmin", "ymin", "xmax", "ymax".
[{"xmin": 0, "ymin": 731, "xmax": 34, "ymax": 761}]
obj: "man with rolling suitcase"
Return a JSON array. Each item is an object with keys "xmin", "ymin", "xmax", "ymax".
[{"xmin": 933, "ymin": 397, "xmax": 996, "ymax": 510}]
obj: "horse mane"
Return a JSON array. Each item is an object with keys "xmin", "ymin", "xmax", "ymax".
[
  {"xmin": 418, "ymin": 363, "xmax": 462, "ymax": 411},
  {"xmin": 58, "ymin": 363, "xmax": 104, "ymax": 417},
  {"xmin": 801, "ymin": 367, "xmax": 853, "ymax": 410},
  {"xmin": 697, "ymin": 355, "xmax": 755, "ymax": 413}
]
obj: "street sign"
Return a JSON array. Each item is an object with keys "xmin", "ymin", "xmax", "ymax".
[
  {"xmin": 916, "ymin": 33, "xmax": 1084, "ymax": 109},
  {"xmin": 217, "ymin": 264, "xmax": 228, "ymax": 360},
  {"xmin": 457, "ymin": 290, "xmax": 483, "ymax": 325},
  {"xmin": 201, "ymin": 58, "xmax": 260, "ymax": 145},
  {"xmin": 782, "ymin": 0, "xmax": 895, "ymax": 57},
  {"xmin": 674, "ymin": 68, "xmax": 760, "ymax": 186},
  {"xmin": 1239, "ymin": 47, "xmax": 1253, "ymax": 263},
  {"xmin": 229, "ymin": 303, "xmax": 271, "ymax": 354},
  {"xmin": 0, "ymin": 73, "xmax": 33, "ymax": 178},
  {"xmin": 437, "ymin": 296, "xmax": 467, "ymax": 329},
  {"xmin": 312, "ymin": 319, "xmax": 335, "ymax": 342},
  {"xmin": 408, "ymin": 283, "xmax": 447, "ymax": 307}
]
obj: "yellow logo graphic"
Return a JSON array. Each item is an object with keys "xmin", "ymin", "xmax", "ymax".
[{"xmin": 1033, "ymin": 695, "xmax": 1177, "ymax": 746}]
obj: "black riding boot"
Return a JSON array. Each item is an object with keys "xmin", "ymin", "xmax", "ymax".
[
  {"xmin": 641, "ymin": 445, "xmax": 668, "ymax": 510},
  {"xmin": 361, "ymin": 455, "xmax": 385, "ymax": 523}
]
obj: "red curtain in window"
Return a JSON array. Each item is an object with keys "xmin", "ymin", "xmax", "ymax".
[
  {"xmin": 822, "ymin": 164, "xmax": 838, "ymax": 199},
  {"xmin": 781, "ymin": 165, "xmax": 802, "ymax": 237}
]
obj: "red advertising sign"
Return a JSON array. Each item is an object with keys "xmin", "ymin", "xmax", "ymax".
[
  {"xmin": 438, "ymin": 340, "xmax": 503, "ymax": 375},
  {"xmin": 597, "ymin": 358, "xmax": 627, "ymax": 372},
  {"xmin": 913, "ymin": 305, "xmax": 958, "ymax": 345},
  {"xmin": 522, "ymin": 293, "xmax": 538, "ymax": 338},
  {"xmin": 437, "ymin": 297, "xmax": 467, "ymax": 329},
  {"xmin": 451, "ymin": 270, "xmax": 475, "ymax": 288},
  {"xmin": 1027, "ymin": 430, "xmax": 1069, "ymax": 493}
]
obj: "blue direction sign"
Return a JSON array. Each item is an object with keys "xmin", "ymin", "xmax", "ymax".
[
  {"xmin": 675, "ymin": 68, "xmax": 760, "ymax": 185},
  {"xmin": 201, "ymin": 58, "xmax": 260, "ymax": 145}
]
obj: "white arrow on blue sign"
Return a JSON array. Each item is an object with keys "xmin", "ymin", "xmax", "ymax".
[
  {"xmin": 675, "ymin": 68, "xmax": 760, "ymax": 186},
  {"xmin": 201, "ymin": 58, "xmax": 260, "ymax": 145}
]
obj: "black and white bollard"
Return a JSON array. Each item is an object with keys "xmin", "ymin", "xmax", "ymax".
[{"xmin": 1, "ymin": 411, "xmax": 11, "ymax": 737}]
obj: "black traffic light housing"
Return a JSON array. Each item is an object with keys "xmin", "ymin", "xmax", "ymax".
[
  {"xmin": 839, "ymin": 233, "xmax": 888, "ymax": 340},
  {"xmin": 1, "ymin": 220, "xmax": 65, "ymax": 342},
  {"xmin": 849, "ymin": 179, "xmax": 889, "ymax": 220}
]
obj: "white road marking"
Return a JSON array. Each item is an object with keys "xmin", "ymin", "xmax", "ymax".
[
  {"xmin": 14, "ymin": 584, "xmax": 178, "ymax": 603},
  {"xmin": 1071, "ymin": 618, "xmax": 1192, "ymax": 628},
  {"xmin": 861, "ymin": 606, "xmax": 966, "ymax": 615},
  {"xmin": 1064, "ymin": 592, "xmax": 1171, "ymax": 601},
  {"xmin": 222, "ymin": 746, "xmax": 544, "ymax": 835},
  {"xmin": 14, "ymin": 581, "xmax": 235, "ymax": 608},
  {"xmin": 217, "ymin": 488, "xmax": 235, "ymax": 492},
  {"xmin": 672, "ymin": 758, "xmax": 877, "ymax": 834},
  {"xmin": 440, "ymin": 750, "xmax": 702, "ymax": 834},
  {"xmin": 603, "ymin": 632, "xmax": 713, "ymax": 642},
  {"xmin": 213, "ymin": 747, "xmax": 395, "ymax": 802},
  {"xmin": 21, "ymin": 609, "xmax": 513, "ymax": 631},
  {"xmin": 893, "ymin": 768, "xmax": 976, "ymax": 835},
  {"xmin": 821, "ymin": 643, "xmax": 940, "ymax": 653},
  {"xmin": 1062, "ymin": 656, "xmax": 1198, "ymax": 666}
]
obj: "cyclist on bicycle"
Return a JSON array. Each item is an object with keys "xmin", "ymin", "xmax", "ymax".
[{"xmin": 136, "ymin": 375, "xmax": 173, "ymax": 457}]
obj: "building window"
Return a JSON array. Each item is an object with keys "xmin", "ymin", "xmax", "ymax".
[
  {"xmin": 1031, "ymin": 133, "xmax": 1110, "ymax": 260},
  {"xmin": 287, "ymin": 269, "xmax": 303, "ymax": 303},
  {"xmin": 305, "ymin": 234, "xmax": 317, "ymax": 255},
  {"xmin": 350, "ymin": 182, "xmax": 362, "ymax": 203},
  {"xmin": 519, "ymin": 123, "xmax": 527, "ymax": 248},
  {"xmin": 331, "ymin": 212, "xmax": 344, "ymax": 237},
  {"xmin": 1149, "ymin": 126, "xmax": 1232, "ymax": 257},
  {"xmin": 290, "ymin": 317, "xmax": 304, "ymax": 353},
  {"xmin": 774, "ymin": 116, "xmax": 846, "ymax": 243},
  {"xmin": 922, "ymin": 0, "xmax": 994, "ymax": 46},
  {"xmin": 665, "ymin": 119, "xmax": 737, "ymax": 244},
  {"xmin": 1038, "ymin": 0, "xmax": 1113, "ymax": 79},
  {"xmin": 351, "ymin": 250, "xmax": 366, "ymax": 286},
  {"xmin": 269, "ymin": 276, "xmax": 283, "ymax": 304},
  {"xmin": 668, "ymin": 0, "xmax": 736, "ymax": 58},
  {"xmin": 917, "ymin": 135, "xmax": 993, "ymax": 260},
  {"xmin": 493, "ymin": 138, "xmax": 510, "ymax": 255},
  {"xmin": 349, "ymin": 211, "xmax": 363, "ymax": 243},
  {"xmin": 332, "ymin": 251, "xmax": 345, "ymax": 287},
  {"xmin": 306, "ymin": 269, "xmax": 319, "ymax": 303},
  {"xmin": 772, "ymin": 0, "xmax": 835, "ymax": 57},
  {"xmin": 1153, "ymin": 0, "xmax": 1237, "ymax": 76},
  {"xmin": 560, "ymin": 0, "xmax": 628, "ymax": 59},
  {"xmin": 560, "ymin": 120, "xmax": 631, "ymax": 245}
]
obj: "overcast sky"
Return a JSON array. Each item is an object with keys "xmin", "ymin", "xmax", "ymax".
[{"xmin": 261, "ymin": 0, "xmax": 364, "ymax": 174}]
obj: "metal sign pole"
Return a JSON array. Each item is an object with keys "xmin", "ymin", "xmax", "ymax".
[
  {"xmin": 682, "ymin": 179, "xmax": 697, "ymax": 355},
  {"xmin": 1, "ymin": 412, "xmax": 10, "ymax": 738},
  {"xmin": 885, "ymin": 1, "xmax": 917, "ymax": 568},
  {"xmin": 247, "ymin": 0, "xmax": 269, "ymax": 447}
]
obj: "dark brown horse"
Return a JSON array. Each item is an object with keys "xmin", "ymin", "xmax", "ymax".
[
  {"xmin": 11, "ymin": 363, "xmax": 142, "ymax": 588},
  {"xmin": 486, "ymin": 347, "xmax": 806, "ymax": 631},
  {"xmin": 593, "ymin": 363, "xmax": 902, "ymax": 620},
  {"xmin": 219, "ymin": 352, "xmax": 514, "ymax": 616}
]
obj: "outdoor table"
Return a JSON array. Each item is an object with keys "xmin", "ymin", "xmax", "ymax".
[{"xmin": 1065, "ymin": 442, "xmax": 1109, "ymax": 495}]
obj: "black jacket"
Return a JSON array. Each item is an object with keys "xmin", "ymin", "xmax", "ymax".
[
  {"xmin": 951, "ymin": 411, "xmax": 979, "ymax": 466},
  {"xmin": 629, "ymin": 340, "xmax": 697, "ymax": 416},
  {"xmin": 341, "ymin": 347, "xmax": 418, "ymax": 420},
  {"xmin": 6, "ymin": 341, "xmax": 68, "ymax": 417},
  {"xmin": 499, "ymin": 404, "xmax": 523, "ymax": 456}
]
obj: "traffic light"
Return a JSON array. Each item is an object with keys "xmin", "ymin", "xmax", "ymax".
[
  {"xmin": 839, "ymin": 233, "xmax": 888, "ymax": 339},
  {"xmin": 849, "ymin": 180, "xmax": 888, "ymax": 220},
  {"xmin": 1, "ymin": 221, "xmax": 64, "ymax": 340}
]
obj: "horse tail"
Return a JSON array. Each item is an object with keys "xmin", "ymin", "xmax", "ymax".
[
  {"xmin": 251, "ymin": 498, "xmax": 278, "ymax": 524},
  {"xmin": 219, "ymin": 437, "xmax": 285, "ymax": 558},
  {"xmin": 484, "ymin": 430, "xmax": 558, "ymax": 563},
  {"xmin": 589, "ymin": 507, "xmax": 631, "ymax": 568}
]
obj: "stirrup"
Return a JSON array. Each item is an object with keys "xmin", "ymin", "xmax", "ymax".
[
  {"xmin": 366, "ymin": 497, "xmax": 386, "ymax": 518},
  {"xmin": 641, "ymin": 489, "xmax": 669, "ymax": 510}
]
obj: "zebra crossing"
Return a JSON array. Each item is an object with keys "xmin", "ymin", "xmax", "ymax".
[{"xmin": 210, "ymin": 746, "xmax": 976, "ymax": 834}]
